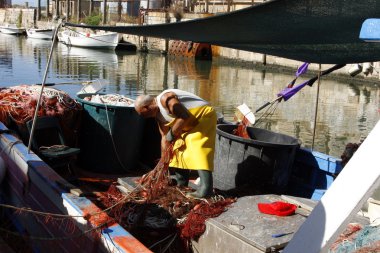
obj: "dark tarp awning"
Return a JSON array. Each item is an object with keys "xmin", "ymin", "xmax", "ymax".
[{"xmin": 65, "ymin": 0, "xmax": 380, "ymax": 64}]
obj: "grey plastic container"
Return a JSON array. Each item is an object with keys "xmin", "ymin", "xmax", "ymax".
[{"xmin": 213, "ymin": 124, "xmax": 301, "ymax": 193}]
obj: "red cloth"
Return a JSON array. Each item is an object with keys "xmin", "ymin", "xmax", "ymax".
[{"xmin": 258, "ymin": 201, "xmax": 297, "ymax": 216}]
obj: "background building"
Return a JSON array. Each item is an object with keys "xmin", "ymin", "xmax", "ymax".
[{"xmin": 0, "ymin": 0, "xmax": 12, "ymax": 8}]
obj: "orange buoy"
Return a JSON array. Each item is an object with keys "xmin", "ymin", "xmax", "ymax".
[{"xmin": 169, "ymin": 40, "xmax": 212, "ymax": 60}]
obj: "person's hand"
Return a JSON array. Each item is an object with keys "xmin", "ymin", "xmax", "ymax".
[{"xmin": 166, "ymin": 128, "xmax": 175, "ymax": 143}]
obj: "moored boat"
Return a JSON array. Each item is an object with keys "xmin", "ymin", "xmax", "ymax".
[
  {"xmin": 66, "ymin": 0, "xmax": 380, "ymax": 64},
  {"xmin": 0, "ymin": 85, "xmax": 152, "ymax": 253},
  {"xmin": 1, "ymin": 4, "xmax": 380, "ymax": 251},
  {"xmin": 0, "ymin": 83, "xmax": 352, "ymax": 253},
  {"xmin": 0, "ymin": 24, "xmax": 26, "ymax": 35},
  {"xmin": 26, "ymin": 28, "xmax": 54, "ymax": 40},
  {"xmin": 57, "ymin": 30, "xmax": 120, "ymax": 49}
]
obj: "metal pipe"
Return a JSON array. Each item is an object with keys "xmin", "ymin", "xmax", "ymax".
[
  {"xmin": 311, "ymin": 64, "xmax": 322, "ymax": 151},
  {"xmin": 27, "ymin": 22, "xmax": 62, "ymax": 153}
]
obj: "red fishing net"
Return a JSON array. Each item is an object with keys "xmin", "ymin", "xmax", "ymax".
[
  {"xmin": 97, "ymin": 144, "xmax": 236, "ymax": 252},
  {"xmin": 0, "ymin": 86, "xmax": 234, "ymax": 251},
  {"xmin": 0, "ymin": 85, "xmax": 82, "ymax": 145},
  {"xmin": 233, "ymin": 117, "xmax": 250, "ymax": 139}
]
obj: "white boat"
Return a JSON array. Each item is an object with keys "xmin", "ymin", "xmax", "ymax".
[
  {"xmin": 58, "ymin": 30, "xmax": 120, "ymax": 49},
  {"xmin": 26, "ymin": 28, "xmax": 54, "ymax": 40},
  {"xmin": 59, "ymin": 46, "xmax": 119, "ymax": 67},
  {"xmin": 0, "ymin": 24, "xmax": 26, "ymax": 35}
]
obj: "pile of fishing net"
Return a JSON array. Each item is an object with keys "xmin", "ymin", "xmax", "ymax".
[
  {"xmin": 82, "ymin": 94, "xmax": 134, "ymax": 107},
  {"xmin": 0, "ymin": 85, "xmax": 82, "ymax": 144},
  {"xmin": 329, "ymin": 223, "xmax": 380, "ymax": 253},
  {"xmin": 97, "ymin": 145, "xmax": 235, "ymax": 252}
]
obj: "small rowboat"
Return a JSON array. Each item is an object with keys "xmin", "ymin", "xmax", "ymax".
[
  {"xmin": 0, "ymin": 24, "xmax": 25, "ymax": 35},
  {"xmin": 58, "ymin": 30, "xmax": 120, "ymax": 49},
  {"xmin": 26, "ymin": 28, "xmax": 54, "ymax": 40}
]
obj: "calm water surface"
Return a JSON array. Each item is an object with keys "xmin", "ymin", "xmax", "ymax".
[{"xmin": 1, "ymin": 33, "xmax": 379, "ymax": 157}]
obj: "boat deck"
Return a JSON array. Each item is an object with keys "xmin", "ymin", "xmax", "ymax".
[
  {"xmin": 193, "ymin": 194, "xmax": 369, "ymax": 253},
  {"xmin": 117, "ymin": 175, "xmax": 370, "ymax": 253},
  {"xmin": 117, "ymin": 176, "xmax": 309, "ymax": 253},
  {"xmin": 0, "ymin": 236, "xmax": 16, "ymax": 253}
]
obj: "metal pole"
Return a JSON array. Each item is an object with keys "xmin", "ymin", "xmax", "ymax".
[
  {"xmin": 89, "ymin": 0, "xmax": 93, "ymax": 15},
  {"xmin": 66, "ymin": 0, "xmax": 70, "ymax": 20},
  {"xmin": 55, "ymin": 0, "xmax": 59, "ymax": 17},
  {"xmin": 118, "ymin": 0, "xmax": 121, "ymax": 22},
  {"xmin": 77, "ymin": 0, "xmax": 81, "ymax": 22},
  {"xmin": 28, "ymin": 23, "xmax": 62, "ymax": 153},
  {"xmin": 47, "ymin": 0, "xmax": 50, "ymax": 18},
  {"xmin": 311, "ymin": 64, "xmax": 322, "ymax": 151},
  {"xmin": 103, "ymin": 0, "xmax": 107, "ymax": 24},
  {"xmin": 37, "ymin": 0, "xmax": 41, "ymax": 20}
]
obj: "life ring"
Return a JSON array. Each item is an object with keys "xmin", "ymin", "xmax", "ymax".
[{"xmin": 0, "ymin": 157, "xmax": 6, "ymax": 184}]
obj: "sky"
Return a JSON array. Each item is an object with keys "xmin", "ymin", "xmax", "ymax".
[{"xmin": 12, "ymin": 0, "xmax": 41, "ymax": 7}]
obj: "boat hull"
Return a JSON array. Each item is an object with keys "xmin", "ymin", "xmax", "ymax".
[
  {"xmin": 0, "ymin": 122, "xmax": 151, "ymax": 253},
  {"xmin": 26, "ymin": 28, "xmax": 54, "ymax": 40},
  {"xmin": 0, "ymin": 26, "xmax": 25, "ymax": 35},
  {"xmin": 58, "ymin": 31, "xmax": 120, "ymax": 49}
]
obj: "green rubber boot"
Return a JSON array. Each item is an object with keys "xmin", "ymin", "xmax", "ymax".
[
  {"xmin": 174, "ymin": 169, "xmax": 190, "ymax": 187},
  {"xmin": 187, "ymin": 170, "xmax": 213, "ymax": 198}
]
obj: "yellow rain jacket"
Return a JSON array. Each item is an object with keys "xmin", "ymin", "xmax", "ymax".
[{"xmin": 156, "ymin": 89, "xmax": 217, "ymax": 171}]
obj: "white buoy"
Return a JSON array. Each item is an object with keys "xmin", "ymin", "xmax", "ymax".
[{"xmin": 0, "ymin": 157, "xmax": 6, "ymax": 184}]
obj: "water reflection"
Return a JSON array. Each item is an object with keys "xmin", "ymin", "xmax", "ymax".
[{"xmin": 0, "ymin": 35, "xmax": 379, "ymax": 157}]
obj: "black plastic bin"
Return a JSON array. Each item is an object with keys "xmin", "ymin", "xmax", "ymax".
[
  {"xmin": 213, "ymin": 124, "xmax": 301, "ymax": 193},
  {"xmin": 76, "ymin": 94, "xmax": 145, "ymax": 173}
]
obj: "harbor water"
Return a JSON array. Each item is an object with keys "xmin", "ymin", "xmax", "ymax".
[{"xmin": 0, "ymin": 33, "xmax": 379, "ymax": 158}]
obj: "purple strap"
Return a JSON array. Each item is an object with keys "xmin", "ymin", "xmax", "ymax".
[{"xmin": 278, "ymin": 80, "xmax": 309, "ymax": 101}]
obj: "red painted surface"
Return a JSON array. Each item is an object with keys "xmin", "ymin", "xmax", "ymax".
[
  {"xmin": 1, "ymin": 157, "xmax": 99, "ymax": 252},
  {"xmin": 113, "ymin": 236, "xmax": 153, "ymax": 253},
  {"xmin": 82, "ymin": 204, "xmax": 114, "ymax": 228},
  {"xmin": 1, "ymin": 146, "xmax": 151, "ymax": 253}
]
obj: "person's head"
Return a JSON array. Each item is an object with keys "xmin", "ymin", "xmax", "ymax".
[{"xmin": 134, "ymin": 95, "xmax": 158, "ymax": 118}]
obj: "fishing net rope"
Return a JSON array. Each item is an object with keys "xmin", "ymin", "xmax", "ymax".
[
  {"xmin": 97, "ymin": 144, "xmax": 236, "ymax": 251},
  {"xmin": 82, "ymin": 93, "xmax": 134, "ymax": 106},
  {"xmin": 0, "ymin": 85, "xmax": 81, "ymax": 125},
  {"xmin": 0, "ymin": 85, "xmax": 82, "ymax": 145},
  {"xmin": 0, "ymin": 121, "xmax": 234, "ymax": 252},
  {"xmin": 329, "ymin": 223, "xmax": 380, "ymax": 253}
]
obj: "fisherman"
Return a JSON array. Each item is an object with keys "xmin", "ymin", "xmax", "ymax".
[{"xmin": 134, "ymin": 89, "xmax": 217, "ymax": 198}]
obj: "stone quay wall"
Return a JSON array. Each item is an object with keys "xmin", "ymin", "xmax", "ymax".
[
  {"xmin": 119, "ymin": 11, "xmax": 380, "ymax": 82},
  {"xmin": 1, "ymin": 7, "xmax": 379, "ymax": 82},
  {"xmin": 0, "ymin": 8, "xmax": 35, "ymax": 28}
]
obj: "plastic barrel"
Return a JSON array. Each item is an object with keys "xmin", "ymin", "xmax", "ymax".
[
  {"xmin": 213, "ymin": 124, "xmax": 301, "ymax": 193},
  {"xmin": 76, "ymin": 94, "xmax": 145, "ymax": 173}
]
